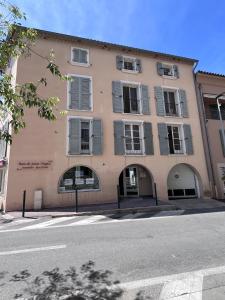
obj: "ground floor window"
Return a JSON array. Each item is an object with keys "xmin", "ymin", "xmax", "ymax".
[
  {"xmin": 59, "ymin": 166, "xmax": 99, "ymax": 192},
  {"xmin": 167, "ymin": 125, "xmax": 184, "ymax": 154}
]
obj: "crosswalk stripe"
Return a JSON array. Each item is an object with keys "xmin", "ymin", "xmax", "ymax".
[
  {"xmin": 21, "ymin": 217, "xmax": 77, "ymax": 229},
  {"xmin": 66, "ymin": 215, "xmax": 107, "ymax": 226}
]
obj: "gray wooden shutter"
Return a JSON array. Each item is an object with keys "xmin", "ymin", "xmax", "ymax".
[
  {"xmin": 112, "ymin": 81, "xmax": 123, "ymax": 113},
  {"xmin": 68, "ymin": 118, "xmax": 80, "ymax": 154},
  {"xmin": 136, "ymin": 59, "xmax": 142, "ymax": 72},
  {"xmin": 183, "ymin": 124, "xmax": 193, "ymax": 155},
  {"xmin": 116, "ymin": 55, "xmax": 123, "ymax": 70},
  {"xmin": 158, "ymin": 123, "xmax": 169, "ymax": 155},
  {"xmin": 141, "ymin": 85, "xmax": 150, "ymax": 115},
  {"xmin": 72, "ymin": 48, "xmax": 80, "ymax": 62},
  {"xmin": 114, "ymin": 121, "xmax": 125, "ymax": 155},
  {"xmin": 143, "ymin": 122, "xmax": 154, "ymax": 155},
  {"xmin": 219, "ymin": 129, "xmax": 225, "ymax": 157},
  {"xmin": 179, "ymin": 89, "xmax": 188, "ymax": 117},
  {"xmin": 80, "ymin": 77, "xmax": 91, "ymax": 110},
  {"xmin": 92, "ymin": 119, "xmax": 103, "ymax": 155},
  {"xmin": 0, "ymin": 122, "xmax": 8, "ymax": 158},
  {"xmin": 155, "ymin": 86, "xmax": 165, "ymax": 116},
  {"xmin": 156, "ymin": 62, "xmax": 164, "ymax": 76},
  {"xmin": 173, "ymin": 65, "xmax": 179, "ymax": 78},
  {"xmin": 69, "ymin": 76, "xmax": 80, "ymax": 109}
]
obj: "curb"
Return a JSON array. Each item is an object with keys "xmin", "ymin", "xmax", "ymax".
[{"xmin": 51, "ymin": 204, "xmax": 179, "ymax": 218}]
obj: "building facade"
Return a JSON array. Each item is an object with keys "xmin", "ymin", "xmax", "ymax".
[
  {"xmin": 3, "ymin": 29, "xmax": 210, "ymax": 211},
  {"xmin": 196, "ymin": 71, "xmax": 225, "ymax": 200}
]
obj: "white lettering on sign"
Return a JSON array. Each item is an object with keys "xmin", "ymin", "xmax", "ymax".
[{"xmin": 17, "ymin": 160, "xmax": 53, "ymax": 171}]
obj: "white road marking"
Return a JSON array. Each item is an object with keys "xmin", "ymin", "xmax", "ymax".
[
  {"xmin": 154, "ymin": 210, "xmax": 185, "ymax": 218},
  {"xmin": 117, "ymin": 264, "xmax": 225, "ymax": 292},
  {"xmin": 0, "ymin": 218, "xmax": 37, "ymax": 229},
  {"xmin": 0, "ymin": 244, "xmax": 66, "ymax": 256},
  {"xmin": 22, "ymin": 216, "xmax": 77, "ymax": 229},
  {"xmin": 66, "ymin": 215, "xmax": 107, "ymax": 226},
  {"xmin": 159, "ymin": 274, "xmax": 203, "ymax": 299}
]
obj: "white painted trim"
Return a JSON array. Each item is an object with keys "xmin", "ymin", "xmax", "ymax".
[
  {"xmin": 70, "ymin": 47, "xmax": 90, "ymax": 66},
  {"xmin": 67, "ymin": 74, "xmax": 93, "ymax": 112},
  {"xmin": 203, "ymin": 93, "xmax": 225, "ymax": 100}
]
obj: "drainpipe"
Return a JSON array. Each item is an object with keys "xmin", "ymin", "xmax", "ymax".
[{"xmin": 193, "ymin": 71, "xmax": 217, "ymax": 198}]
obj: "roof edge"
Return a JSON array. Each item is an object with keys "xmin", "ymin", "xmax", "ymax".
[
  {"xmin": 197, "ymin": 70, "xmax": 225, "ymax": 78},
  {"xmin": 18, "ymin": 26, "xmax": 198, "ymax": 64}
]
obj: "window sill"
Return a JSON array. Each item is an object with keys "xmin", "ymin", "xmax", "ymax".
[
  {"xmin": 162, "ymin": 75, "xmax": 177, "ymax": 80},
  {"xmin": 67, "ymin": 154, "xmax": 93, "ymax": 157},
  {"xmin": 124, "ymin": 153, "xmax": 146, "ymax": 156},
  {"xmin": 58, "ymin": 189, "xmax": 100, "ymax": 194},
  {"xmin": 70, "ymin": 61, "xmax": 90, "ymax": 68},
  {"xmin": 121, "ymin": 69, "xmax": 139, "ymax": 74},
  {"xmin": 167, "ymin": 153, "xmax": 186, "ymax": 156},
  {"xmin": 67, "ymin": 108, "xmax": 93, "ymax": 112},
  {"xmin": 122, "ymin": 112, "xmax": 143, "ymax": 116},
  {"xmin": 164, "ymin": 115, "xmax": 183, "ymax": 119}
]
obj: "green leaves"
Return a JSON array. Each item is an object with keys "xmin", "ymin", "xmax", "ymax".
[{"xmin": 0, "ymin": 1, "xmax": 68, "ymax": 143}]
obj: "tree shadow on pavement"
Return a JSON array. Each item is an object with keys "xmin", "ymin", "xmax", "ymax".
[{"xmin": 8, "ymin": 260, "xmax": 151, "ymax": 300}]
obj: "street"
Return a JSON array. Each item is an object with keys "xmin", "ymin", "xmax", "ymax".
[{"xmin": 1, "ymin": 210, "xmax": 225, "ymax": 299}]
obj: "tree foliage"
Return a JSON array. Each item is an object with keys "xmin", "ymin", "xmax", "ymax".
[{"xmin": 0, "ymin": 0, "xmax": 67, "ymax": 143}]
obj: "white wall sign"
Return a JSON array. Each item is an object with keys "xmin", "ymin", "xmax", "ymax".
[
  {"xmin": 64, "ymin": 179, "xmax": 73, "ymax": 186},
  {"xmin": 86, "ymin": 178, "xmax": 94, "ymax": 185}
]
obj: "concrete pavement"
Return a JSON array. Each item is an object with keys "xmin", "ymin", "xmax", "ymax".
[{"xmin": 1, "ymin": 209, "xmax": 225, "ymax": 298}]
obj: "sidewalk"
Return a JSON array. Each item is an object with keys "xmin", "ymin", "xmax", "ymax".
[{"xmin": 0, "ymin": 197, "xmax": 176, "ymax": 223}]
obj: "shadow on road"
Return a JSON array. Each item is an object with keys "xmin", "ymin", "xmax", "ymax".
[{"xmin": 1, "ymin": 261, "xmax": 151, "ymax": 299}]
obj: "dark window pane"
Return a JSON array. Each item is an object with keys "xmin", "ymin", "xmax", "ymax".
[
  {"xmin": 123, "ymin": 86, "xmax": 130, "ymax": 113},
  {"xmin": 185, "ymin": 189, "xmax": 196, "ymax": 196},
  {"xmin": 130, "ymin": 87, "xmax": 138, "ymax": 112},
  {"xmin": 173, "ymin": 189, "xmax": 185, "ymax": 196}
]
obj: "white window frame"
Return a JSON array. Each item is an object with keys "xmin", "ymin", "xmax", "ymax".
[
  {"xmin": 121, "ymin": 81, "xmax": 142, "ymax": 114},
  {"xmin": 67, "ymin": 74, "xmax": 93, "ymax": 112},
  {"xmin": 161, "ymin": 62, "xmax": 176, "ymax": 79},
  {"xmin": 122, "ymin": 56, "xmax": 138, "ymax": 73},
  {"xmin": 67, "ymin": 116, "xmax": 93, "ymax": 156},
  {"xmin": 70, "ymin": 47, "xmax": 90, "ymax": 67},
  {"xmin": 123, "ymin": 121, "xmax": 144, "ymax": 155},
  {"xmin": 163, "ymin": 88, "xmax": 181, "ymax": 117},
  {"xmin": 166, "ymin": 123, "xmax": 186, "ymax": 155}
]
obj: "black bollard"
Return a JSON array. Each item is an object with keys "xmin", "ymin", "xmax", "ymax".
[{"xmin": 22, "ymin": 190, "xmax": 26, "ymax": 217}]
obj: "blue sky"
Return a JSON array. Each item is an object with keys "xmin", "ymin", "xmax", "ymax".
[{"xmin": 11, "ymin": 0, "xmax": 225, "ymax": 73}]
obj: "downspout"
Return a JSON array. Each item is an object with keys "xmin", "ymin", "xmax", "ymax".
[{"xmin": 193, "ymin": 67, "xmax": 217, "ymax": 198}]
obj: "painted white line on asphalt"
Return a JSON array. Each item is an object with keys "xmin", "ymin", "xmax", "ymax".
[
  {"xmin": 22, "ymin": 216, "xmax": 77, "ymax": 229},
  {"xmin": 0, "ymin": 244, "xmax": 66, "ymax": 256},
  {"xmin": 67, "ymin": 215, "xmax": 107, "ymax": 226},
  {"xmin": 153, "ymin": 210, "xmax": 185, "ymax": 218},
  {"xmin": 116, "ymin": 264, "xmax": 225, "ymax": 291},
  {"xmin": 159, "ymin": 274, "xmax": 203, "ymax": 300}
]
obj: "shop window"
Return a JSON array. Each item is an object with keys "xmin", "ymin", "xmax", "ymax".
[{"xmin": 59, "ymin": 166, "xmax": 99, "ymax": 192}]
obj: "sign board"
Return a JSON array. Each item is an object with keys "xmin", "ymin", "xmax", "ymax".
[
  {"xmin": 75, "ymin": 178, "xmax": 84, "ymax": 185},
  {"xmin": 17, "ymin": 160, "xmax": 53, "ymax": 171},
  {"xmin": 86, "ymin": 178, "xmax": 94, "ymax": 185},
  {"xmin": 64, "ymin": 179, "xmax": 73, "ymax": 186}
]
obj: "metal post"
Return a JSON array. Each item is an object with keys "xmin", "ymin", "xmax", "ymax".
[
  {"xmin": 217, "ymin": 96, "xmax": 225, "ymax": 149},
  {"xmin": 117, "ymin": 185, "xmax": 120, "ymax": 209},
  {"xmin": 22, "ymin": 190, "xmax": 26, "ymax": 217},
  {"xmin": 75, "ymin": 188, "xmax": 78, "ymax": 213},
  {"xmin": 154, "ymin": 183, "xmax": 158, "ymax": 206}
]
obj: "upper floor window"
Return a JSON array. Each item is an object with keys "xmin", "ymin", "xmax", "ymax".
[
  {"xmin": 114, "ymin": 121, "xmax": 154, "ymax": 156},
  {"xmin": 156, "ymin": 62, "xmax": 179, "ymax": 78},
  {"xmin": 155, "ymin": 86, "xmax": 188, "ymax": 118},
  {"xmin": 71, "ymin": 47, "xmax": 89, "ymax": 66},
  {"xmin": 158, "ymin": 123, "xmax": 193, "ymax": 155},
  {"xmin": 116, "ymin": 55, "xmax": 142, "ymax": 73},
  {"xmin": 112, "ymin": 81, "xmax": 150, "ymax": 115},
  {"xmin": 68, "ymin": 117, "xmax": 102, "ymax": 155},
  {"xmin": 68, "ymin": 75, "xmax": 92, "ymax": 111}
]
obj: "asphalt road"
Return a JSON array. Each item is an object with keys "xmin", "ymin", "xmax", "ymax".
[{"xmin": 1, "ymin": 210, "xmax": 225, "ymax": 299}]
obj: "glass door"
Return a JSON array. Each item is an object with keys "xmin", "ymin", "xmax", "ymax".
[{"xmin": 124, "ymin": 167, "xmax": 139, "ymax": 197}]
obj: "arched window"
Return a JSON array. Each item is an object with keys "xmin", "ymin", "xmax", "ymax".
[{"xmin": 59, "ymin": 166, "xmax": 99, "ymax": 192}]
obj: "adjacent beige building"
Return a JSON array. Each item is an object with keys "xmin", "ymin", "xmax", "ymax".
[
  {"xmin": 196, "ymin": 71, "xmax": 225, "ymax": 200},
  {"xmin": 1, "ymin": 29, "xmax": 210, "ymax": 211}
]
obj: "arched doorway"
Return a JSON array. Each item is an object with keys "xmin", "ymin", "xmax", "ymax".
[
  {"xmin": 167, "ymin": 164, "xmax": 201, "ymax": 199},
  {"xmin": 119, "ymin": 164, "xmax": 153, "ymax": 198}
]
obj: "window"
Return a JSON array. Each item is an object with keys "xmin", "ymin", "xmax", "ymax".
[
  {"xmin": 124, "ymin": 123, "xmax": 143, "ymax": 154},
  {"xmin": 123, "ymin": 57, "xmax": 137, "ymax": 71},
  {"xmin": 163, "ymin": 90, "xmax": 179, "ymax": 116},
  {"xmin": 80, "ymin": 120, "xmax": 90, "ymax": 153},
  {"xmin": 162, "ymin": 64, "xmax": 174, "ymax": 77},
  {"xmin": 157, "ymin": 62, "xmax": 179, "ymax": 78},
  {"xmin": 68, "ymin": 75, "xmax": 92, "ymax": 110},
  {"xmin": 59, "ymin": 166, "xmax": 99, "ymax": 192},
  {"xmin": 71, "ymin": 47, "xmax": 89, "ymax": 65},
  {"xmin": 167, "ymin": 125, "xmax": 184, "ymax": 154},
  {"xmin": 123, "ymin": 85, "xmax": 139, "ymax": 114},
  {"xmin": 68, "ymin": 118, "xmax": 102, "ymax": 155}
]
